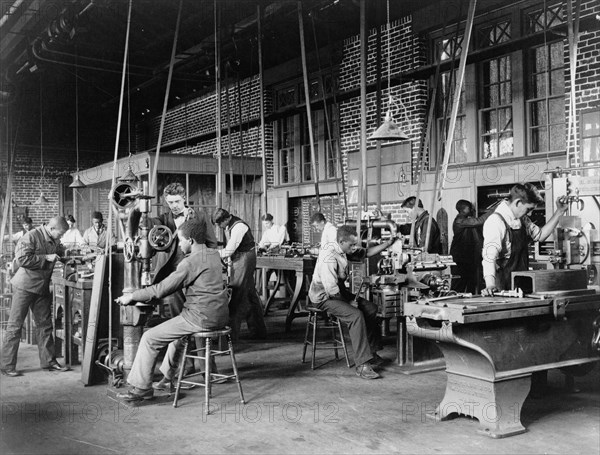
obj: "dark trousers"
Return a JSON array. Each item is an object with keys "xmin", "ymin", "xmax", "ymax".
[
  {"xmin": 1, "ymin": 287, "xmax": 56, "ymax": 370},
  {"xmin": 451, "ymin": 263, "xmax": 482, "ymax": 295},
  {"xmin": 314, "ymin": 297, "xmax": 379, "ymax": 366},
  {"xmin": 229, "ymin": 250, "xmax": 267, "ymax": 340}
]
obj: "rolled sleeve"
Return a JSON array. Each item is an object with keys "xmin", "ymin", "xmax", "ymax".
[{"xmin": 482, "ymin": 218, "xmax": 504, "ymax": 280}]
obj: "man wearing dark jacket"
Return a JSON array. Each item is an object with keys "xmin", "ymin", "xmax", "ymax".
[
  {"xmin": 449, "ymin": 200, "xmax": 493, "ymax": 294},
  {"xmin": 1, "ymin": 216, "xmax": 69, "ymax": 376},
  {"xmin": 149, "ymin": 183, "xmax": 218, "ymax": 318},
  {"xmin": 399, "ymin": 197, "xmax": 442, "ymax": 254}
]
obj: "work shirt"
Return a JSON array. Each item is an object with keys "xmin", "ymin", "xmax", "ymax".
[
  {"xmin": 258, "ymin": 224, "xmax": 289, "ymax": 249},
  {"xmin": 61, "ymin": 227, "xmax": 85, "ymax": 249},
  {"xmin": 320, "ymin": 221, "xmax": 338, "ymax": 250},
  {"xmin": 11, "ymin": 225, "xmax": 65, "ymax": 295},
  {"xmin": 132, "ymin": 246, "xmax": 229, "ymax": 329},
  {"xmin": 220, "ymin": 216, "xmax": 254, "ymax": 259},
  {"xmin": 482, "ymin": 200, "xmax": 541, "ymax": 281},
  {"xmin": 82, "ymin": 225, "xmax": 113, "ymax": 249},
  {"xmin": 308, "ymin": 242, "xmax": 365, "ymax": 304}
]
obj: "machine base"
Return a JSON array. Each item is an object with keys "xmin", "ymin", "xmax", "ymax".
[
  {"xmin": 427, "ymin": 372, "xmax": 531, "ymax": 438},
  {"xmin": 396, "ymin": 358, "xmax": 446, "ymax": 375}
]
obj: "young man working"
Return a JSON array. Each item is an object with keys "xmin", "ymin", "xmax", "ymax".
[
  {"xmin": 214, "ymin": 208, "xmax": 267, "ymax": 341},
  {"xmin": 258, "ymin": 213, "xmax": 289, "ymax": 252},
  {"xmin": 308, "ymin": 225, "xmax": 397, "ymax": 379},
  {"xmin": 399, "ymin": 197, "xmax": 442, "ymax": 254},
  {"xmin": 82, "ymin": 211, "xmax": 113, "ymax": 250},
  {"xmin": 481, "ymin": 183, "xmax": 568, "ymax": 295},
  {"xmin": 449, "ymin": 200, "xmax": 493, "ymax": 294},
  {"xmin": 115, "ymin": 219, "xmax": 229, "ymax": 401},
  {"xmin": 1, "ymin": 216, "xmax": 69, "ymax": 376},
  {"xmin": 310, "ymin": 212, "xmax": 337, "ymax": 251}
]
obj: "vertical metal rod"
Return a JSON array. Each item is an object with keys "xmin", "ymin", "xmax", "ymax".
[
  {"xmin": 215, "ymin": 0, "xmax": 223, "ymax": 208},
  {"xmin": 426, "ymin": 0, "xmax": 477, "ymax": 251},
  {"xmin": 150, "ymin": 0, "xmax": 183, "ymax": 191},
  {"xmin": 298, "ymin": 1, "xmax": 320, "ymax": 210},
  {"xmin": 359, "ymin": 0, "xmax": 368, "ymax": 225},
  {"xmin": 225, "ymin": 64, "xmax": 234, "ymax": 211},
  {"xmin": 375, "ymin": 2, "xmax": 383, "ymax": 211},
  {"xmin": 257, "ymin": 4, "xmax": 267, "ymax": 215}
]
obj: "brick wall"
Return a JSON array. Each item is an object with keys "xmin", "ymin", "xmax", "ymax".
[
  {"xmin": 140, "ymin": 75, "xmax": 275, "ymax": 186},
  {"xmin": 2, "ymin": 145, "xmax": 112, "ymax": 236},
  {"xmin": 338, "ymin": 16, "xmax": 427, "ymax": 219}
]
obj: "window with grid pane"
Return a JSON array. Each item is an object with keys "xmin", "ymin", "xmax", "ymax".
[
  {"xmin": 279, "ymin": 116, "xmax": 296, "ymax": 183},
  {"xmin": 526, "ymin": 41, "xmax": 565, "ymax": 154},
  {"xmin": 300, "ymin": 112, "xmax": 316, "ymax": 182},
  {"xmin": 581, "ymin": 109, "xmax": 600, "ymax": 167},
  {"xmin": 480, "ymin": 56, "xmax": 513, "ymax": 159},
  {"xmin": 324, "ymin": 105, "xmax": 340, "ymax": 179},
  {"xmin": 436, "ymin": 70, "xmax": 467, "ymax": 164},
  {"xmin": 433, "ymin": 36, "xmax": 467, "ymax": 165}
]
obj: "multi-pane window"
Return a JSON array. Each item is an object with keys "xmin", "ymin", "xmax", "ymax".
[
  {"xmin": 324, "ymin": 105, "xmax": 340, "ymax": 179},
  {"xmin": 526, "ymin": 41, "xmax": 565, "ymax": 154},
  {"xmin": 525, "ymin": 4, "xmax": 565, "ymax": 155},
  {"xmin": 480, "ymin": 55, "xmax": 513, "ymax": 159},
  {"xmin": 300, "ymin": 112, "xmax": 316, "ymax": 182},
  {"xmin": 434, "ymin": 36, "xmax": 467, "ymax": 165},
  {"xmin": 437, "ymin": 71, "xmax": 467, "ymax": 164},
  {"xmin": 581, "ymin": 109, "xmax": 600, "ymax": 167},
  {"xmin": 279, "ymin": 116, "xmax": 296, "ymax": 184}
]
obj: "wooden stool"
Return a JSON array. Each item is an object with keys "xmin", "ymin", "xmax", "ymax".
[
  {"xmin": 302, "ymin": 307, "xmax": 351, "ymax": 370},
  {"xmin": 173, "ymin": 327, "xmax": 245, "ymax": 415}
]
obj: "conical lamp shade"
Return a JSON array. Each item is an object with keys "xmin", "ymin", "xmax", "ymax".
[
  {"xmin": 369, "ymin": 112, "xmax": 409, "ymax": 141},
  {"xmin": 118, "ymin": 165, "xmax": 139, "ymax": 183},
  {"xmin": 35, "ymin": 193, "xmax": 50, "ymax": 204},
  {"xmin": 69, "ymin": 173, "xmax": 87, "ymax": 188}
]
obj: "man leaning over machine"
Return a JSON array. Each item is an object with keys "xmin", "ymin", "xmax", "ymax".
[
  {"xmin": 481, "ymin": 183, "xmax": 568, "ymax": 295},
  {"xmin": 308, "ymin": 225, "xmax": 398, "ymax": 379}
]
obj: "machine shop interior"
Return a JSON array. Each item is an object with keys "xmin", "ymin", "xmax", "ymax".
[{"xmin": 1, "ymin": 0, "xmax": 599, "ymax": 454}]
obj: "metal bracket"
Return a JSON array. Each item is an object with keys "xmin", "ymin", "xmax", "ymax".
[{"xmin": 553, "ymin": 298, "xmax": 568, "ymax": 320}]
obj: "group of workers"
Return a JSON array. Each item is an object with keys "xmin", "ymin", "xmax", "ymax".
[
  {"xmin": 1, "ymin": 182, "xmax": 568, "ymax": 400},
  {"xmin": 4, "ymin": 211, "xmax": 112, "ymax": 252}
]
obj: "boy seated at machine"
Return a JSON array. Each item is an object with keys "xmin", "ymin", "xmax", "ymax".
[{"xmin": 115, "ymin": 219, "xmax": 229, "ymax": 401}]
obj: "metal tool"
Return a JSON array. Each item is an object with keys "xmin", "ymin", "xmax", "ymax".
[
  {"xmin": 494, "ymin": 288, "xmax": 524, "ymax": 298},
  {"xmin": 418, "ymin": 293, "xmax": 473, "ymax": 304}
]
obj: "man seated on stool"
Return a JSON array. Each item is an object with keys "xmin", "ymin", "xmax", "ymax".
[
  {"xmin": 257, "ymin": 213, "xmax": 289, "ymax": 253},
  {"xmin": 308, "ymin": 225, "xmax": 398, "ymax": 380},
  {"xmin": 115, "ymin": 219, "xmax": 229, "ymax": 402}
]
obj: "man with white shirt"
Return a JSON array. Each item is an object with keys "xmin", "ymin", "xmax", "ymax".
[
  {"xmin": 481, "ymin": 183, "xmax": 568, "ymax": 295},
  {"xmin": 310, "ymin": 212, "xmax": 337, "ymax": 251},
  {"xmin": 214, "ymin": 208, "xmax": 267, "ymax": 341},
  {"xmin": 258, "ymin": 213, "xmax": 289, "ymax": 252}
]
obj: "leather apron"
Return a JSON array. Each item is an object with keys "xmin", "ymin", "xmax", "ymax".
[{"xmin": 494, "ymin": 213, "xmax": 529, "ymax": 291}]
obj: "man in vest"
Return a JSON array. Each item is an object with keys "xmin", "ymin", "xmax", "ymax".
[
  {"xmin": 482, "ymin": 183, "xmax": 568, "ymax": 295},
  {"xmin": 214, "ymin": 208, "xmax": 267, "ymax": 341}
]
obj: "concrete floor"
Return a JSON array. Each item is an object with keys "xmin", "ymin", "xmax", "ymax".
[{"xmin": 1, "ymin": 309, "xmax": 599, "ymax": 455}]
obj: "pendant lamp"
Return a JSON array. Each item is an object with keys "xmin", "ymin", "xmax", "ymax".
[
  {"xmin": 70, "ymin": 53, "xmax": 86, "ymax": 189},
  {"xmin": 369, "ymin": 0, "xmax": 409, "ymax": 142},
  {"xmin": 35, "ymin": 76, "xmax": 49, "ymax": 205}
]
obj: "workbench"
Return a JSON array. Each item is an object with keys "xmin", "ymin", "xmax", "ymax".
[
  {"xmin": 256, "ymin": 255, "xmax": 315, "ymax": 332},
  {"xmin": 404, "ymin": 291, "xmax": 600, "ymax": 438}
]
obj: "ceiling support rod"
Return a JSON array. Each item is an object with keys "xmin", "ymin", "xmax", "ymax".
[
  {"xmin": 215, "ymin": 0, "xmax": 223, "ymax": 208},
  {"xmin": 298, "ymin": 1, "xmax": 320, "ymax": 211},
  {"xmin": 107, "ymin": 0, "xmax": 134, "ymax": 366},
  {"xmin": 359, "ymin": 0, "xmax": 367, "ymax": 226},
  {"xmin": 425, "ymin": 0, "xmax": 477, "ymax": 252},
  {"xmin": 257, "ymin": 4, "xmax": 267, "ymax": 215},
  {"xmin": 150, "ymin": 0, "xmax": 183, "ymax": 192}
]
